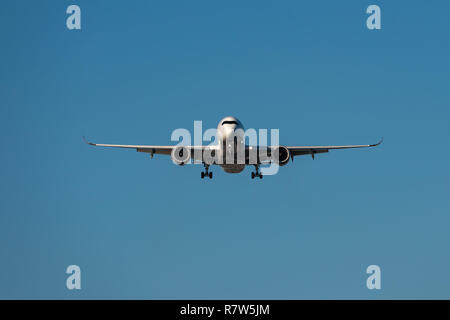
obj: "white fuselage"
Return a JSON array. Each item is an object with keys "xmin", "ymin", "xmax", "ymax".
[{"xmin": 216, "ymin": 116, "xmax": 246, "ymax": 173}]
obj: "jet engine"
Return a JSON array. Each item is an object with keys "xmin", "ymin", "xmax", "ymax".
[
  {"xmin": 272, "ymin": 146, "xmax": 291, "ymax": 166},
  {"xmin": 171, "ymin": 146, "xmax": 191, "ymax": 166}
]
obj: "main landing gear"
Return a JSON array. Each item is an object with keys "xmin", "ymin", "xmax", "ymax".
[
  {"xmin": 201, "ymin": 164, "xmax": 213, "ymax": 179},
  {"xmin": 251, "ymin": 165, "xmax": 263, "ymax": 179}
]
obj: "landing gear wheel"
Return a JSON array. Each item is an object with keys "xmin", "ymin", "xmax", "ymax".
[
  {"xmin": 252, "ymin": 165, "xmax": 262, "ymax": 180},
  {"xmin": 201, "ymin": 164, "xmax": 212, "ymax": 179}
]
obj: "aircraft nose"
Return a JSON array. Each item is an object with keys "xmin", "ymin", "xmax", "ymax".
[{"xmin": 222, "ymin": 124, "xmax": 237, "ymax": 135}]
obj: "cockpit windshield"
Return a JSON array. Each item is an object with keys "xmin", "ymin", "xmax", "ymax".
[{"xmin": 222, "ymin": 120, "xmax": 238, "ymax": 125}]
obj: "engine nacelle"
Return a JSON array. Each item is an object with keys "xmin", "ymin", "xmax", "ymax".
[
  {"xmin": 171, "ymin": 146, "xmax": 191, "ymax": 166},
  {"xmin": 272, "ymin": 146, "xmax": 291, "ymax": 166}
]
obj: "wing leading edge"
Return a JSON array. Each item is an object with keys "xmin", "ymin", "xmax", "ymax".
[
  {"xmin": 287, "ymin": 138, "xmax": 383, "ymax": 158},
  {"xmin": 83, "ymin": 136, "xmax": 174, "ymax": 155},
  {"xmin": 83, "ymin": 136, "xmax": 214, "ymax": 160}
]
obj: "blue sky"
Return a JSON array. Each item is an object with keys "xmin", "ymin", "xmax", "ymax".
[{"xmin": 0, "ymin": 0, "xmax": 449, "ymax": 299}]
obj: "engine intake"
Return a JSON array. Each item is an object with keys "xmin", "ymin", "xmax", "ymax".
[
  {"xmin": 272, "ymin": 146, "xmax": 290, "ymax": 166},
  {"xmin": 171, "ymin": 146, "xmax": 191, "ymax": 166}
]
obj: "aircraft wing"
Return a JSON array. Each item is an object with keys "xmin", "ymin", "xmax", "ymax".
[
  {"xmin": 286, "ymin": 138, "xmax": 383, "ymax": 159},
  {"xmin": 83, "ymin": 137, "xmax": 212, "ymax": 161},
  {"xmin": 252, "ymin": 138, "xmax": 383, "ymax": 163},
  {"xmin": 83, "ymin": 136, "xmax": 177, "ymax": 155}
]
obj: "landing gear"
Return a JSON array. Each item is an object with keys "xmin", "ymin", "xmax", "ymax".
[
  {"xmin": 201, "ymin": 164, "xmax": 213, "ymax": 179},
  {"xmin": 251, "ymin": 165, "xmax": 263, "ymax": 179}
]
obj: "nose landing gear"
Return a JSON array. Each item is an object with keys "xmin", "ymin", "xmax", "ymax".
[
  {"xmin": 201, "ymin": 164, "xmax": 213, "ymax": 179},
  {"xmin": 251, "ymin": 165, "xmax": 263, "ymax": 179}
]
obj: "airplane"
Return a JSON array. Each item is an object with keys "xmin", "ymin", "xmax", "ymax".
[{"xmin": 84, "ymin": 116, "xmax": 382, "ymax": 179}]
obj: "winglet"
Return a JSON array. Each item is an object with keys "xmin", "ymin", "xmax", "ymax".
[
  {"xmin": 370, "ymin": 137, "xmax": 383, "ymax": 147},
  {"xmin": 83, "ymin": 136, "xmax": 96, "ymax": 146}
]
